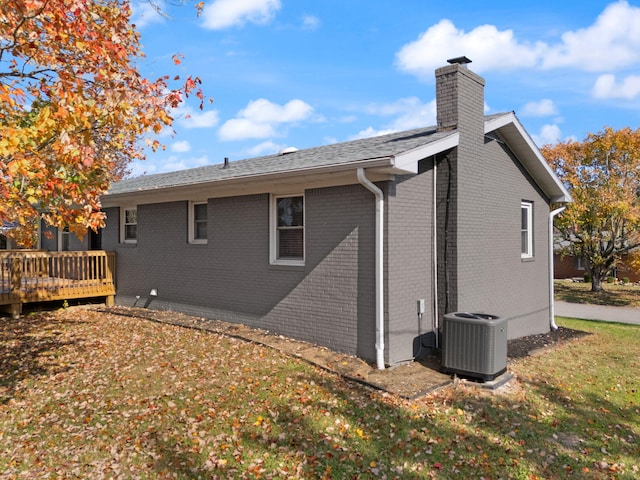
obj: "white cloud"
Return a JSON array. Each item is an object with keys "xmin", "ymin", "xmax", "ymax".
[
  {"xmin": 385, "ymin": 98, "xmax": 437, "ymax": 131},
  {"xmin": 339, "ymin": 115, "xmax": 357, "ymax": 123},
  {"xmin": 350, "ymin": 126, "xmax": 397, "ymax": 140},
  {"xmin": 351, "ymin": 97, "xmax": 437, "ymax": 139},
  {"xmin": 302, "ymin": 15, "xmax": 320, "ymax": 30},
  {"xmin": 542, "ymin": 1, "xmax": 640, "ymax": 71},
  {"xmin": 131, "ymin": 1, "xmax": 166, "ymax": 28},
  {"xmin": 201, "ymin": 0, "xmax": 281, "ymax": 30},
  {"xmin": 171, "ymin": 140, "xmax": 191, "ymax": 153},
  {"xmin": 128, "ymin": 161, "xmax": 155, "ymax": 178},
  {"xmin": 219, "ymin": 118, "xmax": 275, "ymax": 140},
  {"xmin": 532, "ymin": 124, "xmax": 562, "ymax": 147},
  {"xmin": 158, "ymin": 155, "xmax": 211, "ymax": 173},
  {"xmin": 219, "ymin": 98, "xmax": 314, "ymax": 141},
  {"xmin": 395, "ymin": 19, "xmax": 543, "ymax": 78},
  {"xmin": 177, "ymin": 109, "xmax": 220, "ymax": 129},
  {"xmin": 521, "ymin": 99, "xmax": 559, "ymax": 117},
  {"xmin": 130, "ymin": 153, "xmax": 210, "ymax": 177},
  {"xmin": 395, "ymin": 2, "xmax": 640, "ymax": 78},
  {"xmin": 245, "ymin": 140, "xmax": 283, "ymax": 156},
  {"xmin": 242, "ymin": 98, "xmax": 312, "ymax": 122},
  {"xmin": 592, "ymin": 73, "xmax": 640, "ymax": 99}
]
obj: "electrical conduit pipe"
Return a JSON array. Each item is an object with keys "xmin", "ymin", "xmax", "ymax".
[{"xmin": 357, "ymin": 168, "xmax": 385, "ymax": 370}]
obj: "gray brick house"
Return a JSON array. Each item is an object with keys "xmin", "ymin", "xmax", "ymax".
[{"xmin": 55, "ymin": 59, "xmax": 571, "ymax": 368}]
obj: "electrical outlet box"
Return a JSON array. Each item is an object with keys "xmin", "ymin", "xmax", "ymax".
[{"xmin": 417, "ymin": 299, "xmax": 425, "ymax": 315}]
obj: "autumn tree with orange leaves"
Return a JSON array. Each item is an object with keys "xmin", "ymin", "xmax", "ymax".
[
  {"xmin": 0, "ymin": 0, "xmax": 204, "ymax": 245},
  {"xmin": 542, "ymin": 127, "xmax": 640, "ymax": 292}
]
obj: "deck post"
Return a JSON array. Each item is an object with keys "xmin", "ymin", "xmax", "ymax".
[
  {"xmin": 10, "ymin": 256, "xmax": 21, "ymax": 296},
  {"xmin": 9, "ymin": 256, "xmax": 22, "ymax": 319},
  {"xmin": 9, "ymin": 303, "xmax": 21, "ymax": 319},
  {"xmin": 105, "ymin": 295, "xmax": 115, "ymax": 307}
]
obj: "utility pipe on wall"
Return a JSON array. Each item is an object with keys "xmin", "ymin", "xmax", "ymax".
[
  {"xmin": 357, "ymin": 168, "xmax": 385, "ymax": 370},
  {"xmin": 549, "ymin": 206, "xmax": 566, "ymax": 330},
  {"xmin": 432, "ymin": 157, "xmax": 439, "ymax": 349}
]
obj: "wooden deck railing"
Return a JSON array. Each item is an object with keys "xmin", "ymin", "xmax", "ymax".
[{"xmin": 0, "ymin": 250, "xmax": 116, "ymax": 318}]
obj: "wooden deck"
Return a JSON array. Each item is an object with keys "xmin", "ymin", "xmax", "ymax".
[{"xmin": 0, "ymin": 250, "xmax": 115, "ymax": 318}]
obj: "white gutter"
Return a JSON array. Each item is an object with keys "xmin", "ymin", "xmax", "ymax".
[
  {"xmin": 357, "ymin": 168, "xmax": 385, "ymax": 370},
  {"xmin": 549, "ymin": 206, "xmax": 566, "ymax": 330}
]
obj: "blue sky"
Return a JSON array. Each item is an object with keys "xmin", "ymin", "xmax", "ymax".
[{"xmin": 128, "ymin": 0, "xmax": 640, "ymax": 177}]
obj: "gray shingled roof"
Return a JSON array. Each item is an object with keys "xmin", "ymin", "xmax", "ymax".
[{"xmin": 107, "ymin": 124, "xmax": 463, "ymax": 195}]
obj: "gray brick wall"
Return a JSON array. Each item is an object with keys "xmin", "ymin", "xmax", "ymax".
[
  {"xmin": 102, "ymin": 207, "xmax": 120, "ymax": 248},
  {"xmin": 102, "ymin": 185, "xmax": 378, "ymax": 362},
  {"xmin": 265, "ymin": 184, "xmax": 376, "ymax": 360},
  {"xmin": 39, "ymin": 224, "xmax": 88, "ymax": 251},
  {"xmin": 454, "ymin": 138, "xmax": 551, "ymax": 338},
  {"xmin": 386, "ymin": 166, "xmax": 435, "ymax": 365},
  {"xmin": 40, "ymin": 222, "xmax": 58, "ymax": 251}
]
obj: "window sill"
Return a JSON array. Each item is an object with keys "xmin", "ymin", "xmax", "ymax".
[
  {"xmin": 269, "ymin": 261, "xmax": 305, "ymax": 271},
  {"xmin": 521, "ymin": 256, "xmax": 535, "ymax": 262}
]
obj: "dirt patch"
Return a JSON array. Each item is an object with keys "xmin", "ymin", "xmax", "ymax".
[
  {"xmin": 96, "ymin": 306, "xmax": 588, "ymax": 399},
  {"xmin": 507, "ymin": 326, "xmax": 590, "ymax": 359}
]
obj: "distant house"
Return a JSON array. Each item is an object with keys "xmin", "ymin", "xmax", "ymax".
[
  {"xmin": 553, "ymin": 230, "xmax": 640, "ymax": 283},
  {"xmin": 49, "ymin": 59, "xmax": 571, "ymax": 368},
  {"xmin": 554, "ymin": 251, "xmax": 640, "ymax": 283}
]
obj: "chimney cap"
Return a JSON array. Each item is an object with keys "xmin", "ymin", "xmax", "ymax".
[{"xmin": 447, "ymin": 56, "xmax": 472, "ymax": 65}]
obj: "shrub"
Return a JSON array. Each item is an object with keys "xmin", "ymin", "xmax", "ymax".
[
  {"xmin": 607, "ymin": 276, "xmax": 616, "ymax": 284},
  {"xmin": 622, "ymin": 277, "xmax": 630, "ymax": 284},
  {"xmin": 584, "ymin": 273, "xmax": 591, "ymax": 283}
]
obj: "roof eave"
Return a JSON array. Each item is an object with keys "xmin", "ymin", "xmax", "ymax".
[
  {"xmin": 101, "ymin": 157, "xmax": 395, "ymax": 207},
  {"xmin": 389, "ymin": 132, "xmax": 460, "ymax": 173},
  {"xmin": 485, "ymin": 112, "xmax": 572, "ymax": 203}
]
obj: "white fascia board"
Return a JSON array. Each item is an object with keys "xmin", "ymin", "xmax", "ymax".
[
  {"xmin": 483, "ymin": 112, "xmax": 515, "ymax": 133},
  {"xmin": 485, "ymin": 112, "xmax": 572, "ymax": 203},
  {"xmin": 391, "ymin": 132, "xmax": 460, "ymax": 173}
]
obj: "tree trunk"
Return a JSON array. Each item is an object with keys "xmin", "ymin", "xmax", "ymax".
[{"xmin": 591, "ymin": 274, "xmax": 604, "ymax": 292}]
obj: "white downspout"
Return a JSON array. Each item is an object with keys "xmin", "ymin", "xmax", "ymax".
[
  {"xmin": 549, "ymin": 206, "xmax": 566, "ymax": 330},
  {"xmin": 357, "ymin": 168, "xmax": 385, "ymax": 370}
]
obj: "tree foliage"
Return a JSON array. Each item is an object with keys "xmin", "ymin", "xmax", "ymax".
[
  {"xmin": 0, "ymin": 0, "xmax": 204, "ymax": 246},
  {"xmin": 542, "ymin": 127, "xmax": 640, "ymax": 291}
]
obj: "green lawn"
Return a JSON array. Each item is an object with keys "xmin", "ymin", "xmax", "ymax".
[
  {"xmin": 555, "ymin": 280, "xmax": 640, "ymax": 308},
  {"xmin": 1, "ymin": 308, "xmax": 639, "ymax": 479}
]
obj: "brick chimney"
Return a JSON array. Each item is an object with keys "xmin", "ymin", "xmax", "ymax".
[
  {"xmin": 434, "ymin": 57, "xmax": 486, "ymax": 318},
  {"xmin": 435, "ymin": 56, "xmax": 485, "ymax": 145}
]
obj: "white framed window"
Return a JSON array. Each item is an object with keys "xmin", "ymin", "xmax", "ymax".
[
  {"xmin": 521, "ymin": 201, "xmax": 533, "ymax": 259},
  {"xmin": 58, "ymin": 226, "xmax": 70, "ymax": 251},
  {"xmin": 121, "ymin": 207, "xmax": 137, "ymax": 244},
  {"xmin": 189, "ymin": 201, "xmax": 208, "ymax": 244},
  {"xmin": 270, "ymin": 194, "xmax": 304, "ymax": 265}
]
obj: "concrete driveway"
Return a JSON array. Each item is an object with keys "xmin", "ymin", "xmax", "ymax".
[{"xmin": 555, "ymin": 301, "xmax": 640, "ymax": 325}]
